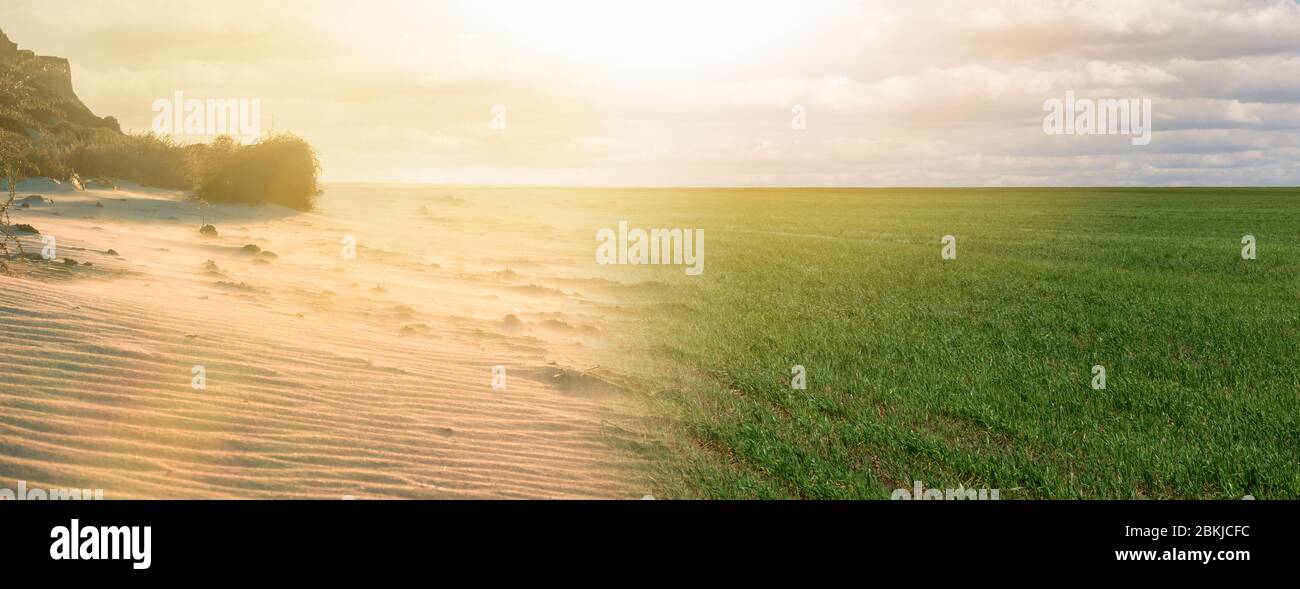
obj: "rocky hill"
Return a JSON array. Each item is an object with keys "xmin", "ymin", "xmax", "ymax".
[{"xmin": 0, "ymin": 27, "xmax": 120, "ymax": 137}]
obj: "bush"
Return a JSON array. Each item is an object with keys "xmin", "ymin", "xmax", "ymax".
[
  {"xmin": 66, "ymin": 131, "xmax": 192, "ymax": 190},
  {"xmin": 193, "ymin": 134, "xmax": 320, "ymax": 210}
]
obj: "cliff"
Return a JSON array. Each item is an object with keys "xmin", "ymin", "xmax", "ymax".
[
  {"xmin": 0, "ymin": 27, "xmax": 120, "ymax": 134},
  {"xmin": 0, "ymin": 28, "xmax": 16, "ymax": 58}
]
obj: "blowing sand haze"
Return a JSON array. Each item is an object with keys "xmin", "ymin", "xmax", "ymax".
[{"xmin": 1, "ymin": 180, "xmax": 660, "ymax": 498}]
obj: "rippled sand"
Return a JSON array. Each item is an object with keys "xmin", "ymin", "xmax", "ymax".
[{"xmin": 0, "ymin": 180, "xmax": 658, "ymax": 498}]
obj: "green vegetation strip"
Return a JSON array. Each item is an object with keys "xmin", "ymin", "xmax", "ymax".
[{"xmin": 609, "ymin": 188, "xmax": 1300, "ymax": 499}]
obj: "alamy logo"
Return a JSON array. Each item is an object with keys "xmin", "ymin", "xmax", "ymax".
[
  {"xmin": 341, "ymin": 235, "xmax": 357, "ymax": 260},
  {"xmin": 40, "ymin": 235, "xmax": 56, "ymax": 260},
  {"xmin": 50, "ymin": 519, "xmax": 151, "ymax": 570},
  {"xmin": 891, "ymin": 480, "xmax": 1000, "ymax": 500},
  {"xmin": 152, "ymin": 91, "xmax": 261, "ymax": 141},
  {"xmin": 191, "ymin": 365, "xmax": 206, "ymax": 391},
  {"xmin": 596, "ymin": 221, "xmax": 704, "ymax": 276},
  {"xmin": 0, "ymin": 480, "xmax": 104, "ymax": 500},
  {"xmin": 491, "ymin": 365, "xmax": 507, "ymax": 390},
  {"xmin": 1043, "ymin": 91, "xmax": 1152, "ymax": 146}
]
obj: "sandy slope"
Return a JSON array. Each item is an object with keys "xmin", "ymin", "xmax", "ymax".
[{"xmin": 0, "ymin": 180, "xmax": 653, "ymax": 498}]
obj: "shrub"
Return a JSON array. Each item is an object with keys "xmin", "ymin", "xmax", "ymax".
[
  {"xmin": 193, "ymin": 134, "xmax": 320, "ymax": 210},
  {"xmin": 66, "ymin": 131, "xmax": 192, "ymax": 190},
  {"xmin": 0, "ymin": 130, "xmax": 36, "ymax": 272}
]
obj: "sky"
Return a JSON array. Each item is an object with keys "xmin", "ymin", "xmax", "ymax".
[{"xmin": 2, "ymin": 0, "xmax": 1299, "ymax": 186}]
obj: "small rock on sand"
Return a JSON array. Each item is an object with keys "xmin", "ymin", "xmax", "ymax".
[
  {"xmin": 241, "ymin": 243, "xmax": 261, "ymax": 253},
  {"xmin": 12, "ymin": 224, "xmax": 39, "ymax": 234},
  {"xmin": 200, "ymin": 224, "xmax": 218, "ymax": 237}
]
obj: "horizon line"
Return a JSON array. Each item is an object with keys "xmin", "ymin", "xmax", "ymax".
[{"xmin": 318, "ymin": 181, "xmax": 1300, "ymax": 190}]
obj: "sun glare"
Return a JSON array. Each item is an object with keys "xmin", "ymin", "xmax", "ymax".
[{"xmin": 463, "ymin": 0, "xmax": 793, "ymax": 69}]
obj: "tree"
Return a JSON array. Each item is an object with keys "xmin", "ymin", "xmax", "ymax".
[{"xmin": 0, "ymin": 60, "xmax": 39, "ymax": 273}]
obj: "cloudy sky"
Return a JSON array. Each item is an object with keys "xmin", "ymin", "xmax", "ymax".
[{"xmin": 2, "ymin": 0, "xmax": 1299, "ymax": 185}]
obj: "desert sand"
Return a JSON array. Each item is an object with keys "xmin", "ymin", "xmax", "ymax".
[{"xmin": 0, "ymin": 180, "xmax": 654, "ymax": 498}]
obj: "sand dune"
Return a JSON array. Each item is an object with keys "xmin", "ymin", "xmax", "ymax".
[{"xmin": 0, "ymin": 181, "xmax": 653, "ymax": 498}]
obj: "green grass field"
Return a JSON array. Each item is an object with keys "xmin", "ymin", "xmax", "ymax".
[{"xmin": 606, "ymin": 188, "xmax": 1300, "ymax": 499}]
